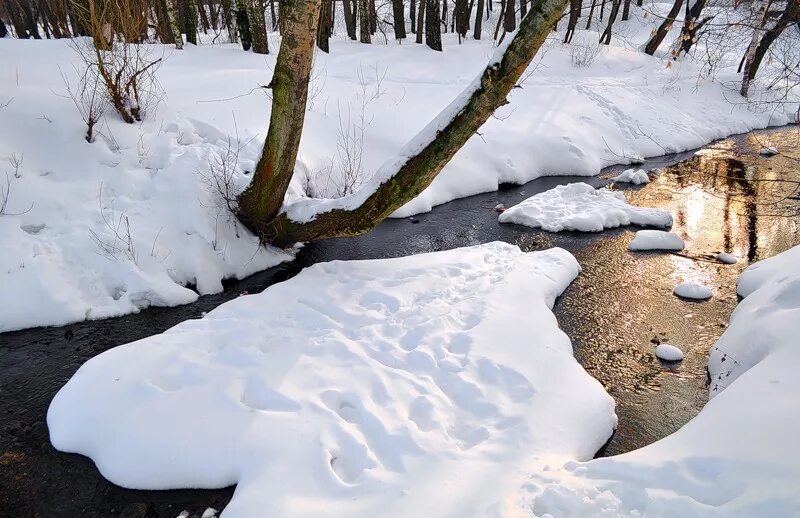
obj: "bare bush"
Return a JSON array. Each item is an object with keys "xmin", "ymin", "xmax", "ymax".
[
  {"xmin": 7, "ymin": 153, "xmax": 23, "ymax": 178},
  {"xmin": 89, "ymin": 185, "xmax": 138, "ymax": 264},
  {"xmin": 60, "ymin": 65, "xmax": 106, "ymax": 142},
  {"xmin": 570, "ymin": 32, "xmax": 602, "ymax": 67},
  {"xmin": 0, "ymin": 173, "xmax": 33, "ymax": 217}
]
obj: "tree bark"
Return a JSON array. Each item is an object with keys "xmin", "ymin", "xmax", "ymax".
[
  {"xmin": 343, "ymin": 0, "xmax": 357, "ymax": 38},
  {"xmin": 584, "ymin": 0, "xmax": 596, "ymax": 28},
  {"xmin": 643, "ymin": 0, "xmax": 683, "ymax": 55},
  {"xmin": 672, "ymin": 0, "xmax": 708, "ymax": 57},
  {"xmin": 358, "ymin": 0, "xmax": 371, "ymax": 42},
  {"xmin": 441, "ymin": 0, "xmax": 447, "ymax": 31},
  {"xmin": 410, "ymin": 0, "xmax": 417, "ymax": 32},
  {"xmin": 455, "ymin": 0, "xmax": 468, "ymax": 37},
  {"xmin": 269, "ymin": 0, "xmax": 278, "ymax": 29},
  {"xmin": 564, "ymin": 0, "xmax": 580, "ymax": 42},
  {"xmin": 425, "ymin": 0, "xmax": 441, "ymax": 49},
  {"xmin": 739, "ymin": 0, "xmax": 769, "ymax": 97},
  {"xmin": 0, "ymin": 17, "xmax": 7, "ymax": 37},
  {"xmin": 473, "ymin": 0, "xmax": 484, "ymax": 38},
  {"xmin": 18, "ymin": 0, "xmax": 42, "ymax": 38},
  {"xmin": 599, "ymin": 0, "xmax": 619, "ymax": 43},
  {"xmin": 259, "ymin": 0, "xmax": 568, "ymax": 245},
  {"xmin": 247, "ymin": 0, "xmax": 268, "ymax": 53},
  {"xmin": 416, "ymin": 0, "xmax": 425, "ymax": 42},
  {"xmin": 392, "ymin": 0, "xmax": 407, "ymax": 39},
  {"xmin": 184, "ymin": 0, "xmax": 198, "ymax": 44},
  {"xmin": 621, "ymin": 0, "xmax": 630, "ymax": 19},
  {"xmin": 369, "ymin": 0, "xmax": 377, "ymax": 33},
  {"xmin": 236, "ymin": 1, "xmax": 252, "ymax": 49},
  {"xmin": 237, "ymin": 0, "xmax": 322, "ymax": 234}
]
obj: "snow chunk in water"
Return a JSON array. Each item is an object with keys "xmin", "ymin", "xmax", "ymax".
[
  {"xmin": 655, "ymin": 343, "xmax": 684, "ymax": 361},
  {"xmin": 498, "ymin": 183, "xmax": 672, "ymax": 232},
  {"xmin": 48, "ymin": 242, "xmax": 616, "ymax": 517},
  {"xmin": 715, "ymin": 252, "xmax": 738, "ymax": 264},
  {"xmin": 628, "ymin": 230, "xmax": 685, "ymax": 251},
  {"xmin": 611, "ymin": 168, "xmax": 650, "ymax": 185},
  {"xmin": 759, "ymin": 146, "xmax": 779, "ymax": 156},
  {"xmin": 673, "ymin": 282, "xmax": 712, "ymax": 300}
]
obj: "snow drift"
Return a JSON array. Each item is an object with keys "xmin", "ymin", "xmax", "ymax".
[{"xmin": 48, "ymin": 242, "xmax": 616, "ymax": 517}]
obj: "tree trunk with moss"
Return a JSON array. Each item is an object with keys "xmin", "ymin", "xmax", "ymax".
[
  {"xmin": 237, "ymin": 0, "xmax": 568, "ymax": 245},
  {"xmin": 161, "ymin": 0, "xmax": 183, "ymax": 48},
  {"xmin": 237, "ymin": 0, "xmax": 321, "ymax": 236}
]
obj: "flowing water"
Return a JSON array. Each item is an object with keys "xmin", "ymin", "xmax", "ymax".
[{"xmin": 1, "ymin": 126, "xmax": 798, "ymax": 517}]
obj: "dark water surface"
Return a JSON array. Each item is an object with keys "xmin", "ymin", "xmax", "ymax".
[{"xmin": 1, "ymin": 126, "xmax": 798, "ymax": 517}]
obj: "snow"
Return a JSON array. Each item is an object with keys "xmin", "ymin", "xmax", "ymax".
[
  {"xmin": 611, "ymin": 168, "xmax": 650, "ymax": 185},
  {"xmin": 1, "ymin": 2, "xmax": 797, "ymax": 331},
  {"xmin": 655, "ymin": 343, "xmax": 684, "ymax": 361},
  {"xmin": 673, "ymin": 281, "xmax": 713, "ymax": 300},
  {"xmin": 628, "ymin": 230, "xmax": 685, "ymax": 251},
  {"xmin": 498, "ymin": 183, "xmax": 672, "ymax": 232},
  {"xmin": 521, "ymin": 244, "xmax": 800, "ymax": 516},
  {"xmin": 715, "ymin": 252, "xmax": 738, "ymax": 264},
  {"xmin": 759, "ymin": 146, "xmax": 779, "ymax": 156},
  {"xmin": 48, "ymin": 242, "xmax": 616, "ymax": 517}
]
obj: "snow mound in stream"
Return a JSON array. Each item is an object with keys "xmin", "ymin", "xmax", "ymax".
[
  {"xmin": 48, "ymin": 242, "xmax": 616, "ymax": 517},
  {"xmin": 673, "ymin": 282, "xmax": 712, "ymax": 300},
  {"xmin": 612, "ymin": 168, "xmax": 650, "ymax": 185},
  {"xmin": 522, "ymin": 244, "xmax": 800, "ymax": 516},
  {"xmin": 628, "ymin": 230, "xmax": 685, "ymax": 251},
  {"xmin": 498, "ymin": 183, "xmax": 672, "ymax": 232}
]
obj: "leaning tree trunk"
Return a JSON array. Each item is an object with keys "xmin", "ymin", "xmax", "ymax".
[
  {"xmin": 237, "ymin": 0, "xmax": 322, "ymax": 236},
  {"xmin": 564, "ymin": 0, "xmax": 580, "ymax": 42},
  {"xmin": 392, "ymin": 0, "xmax": 407, "ymax": 39},
  {"xmin": 739, "ymin": 0, "xmax": 769, "ymax": 97},
  {"xmin": 643, "ymin": 0, "xmax": 683, "ymax": 55},
  {"xmin": 317, "ymin": 0, "xmax": 331, "ymax": 51},
  {"xmin": 425, "ymin": 0, "xmax": 442, "ymax": 49},
  {"xmin": 247, "ymin": 0, "xmax": 269, "ymax": 53},
  {"xmin": 416, "ymin": 0, "xmax": 425, "ymax": 42},
  {"xmin": 745, "ymin": 0, "xmax": 799, "ymax": 83},
  {"xmin": 599, "ymin": 0, "xmax": 619, "ymax": 43},
  {"xmin": 474, "ymin": 0, "xmax": 484, "ymax": 38},
  {"xmin": 343, "ymin": 0, "xmax": 357, "ymax": 38},
  {"xmin": 0, "ymin": 17, "xmax": 7, "ymax": 37},
  {"xmin": 672, "ymin": 0, "xmax": 709, "ymax": 58},
  {"xmin": 584, "ymin": 0, "xmax": 596, "ymax": 28},
  {"xmin": 248, "ymin": 0, "xmax": 569, "ymax": 245},
  {"xmin": 358, "ymin": 0, "xmax": 371, "ymax": 42}
]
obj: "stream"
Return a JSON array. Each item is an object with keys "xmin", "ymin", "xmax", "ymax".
[{"xmin": 1, "ymin": 126, "xmax": 798, "ymax": 517}]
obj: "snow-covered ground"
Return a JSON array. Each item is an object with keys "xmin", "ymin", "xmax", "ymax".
[
  {"xmin": 498, "ymin": 182, "xmax": 672, "ymax": 232},
  {"xmin": 1, "ymin": 2, "xmax": 797, "ymax": 331},
  {"xmin": 522, "ymin": 243, "xmax": 800, "ymax": 516},
  {"xmin": 48, "ymin": 242, "xmax": 616, "ymax": 517}
]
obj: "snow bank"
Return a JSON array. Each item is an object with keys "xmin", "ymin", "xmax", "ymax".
[
  {"xmin": 498, "ymin": 183, "xmax": 672, "ymax": 232},
  {"xmin": 612, "ymin": 168, "xmax": 650, "ymax": 185},
  {"xmin": 655, "ymin": 343, "xmax": 684, "ymax": 361},
  {"xmin": 673, "ymin": 282, "xmax": 712, "ymax": 300},
  {"xmin": 48, "ymin": 242, "xmax": 616, "ymax": 517},
  {"xmin": 523, "ymin": 244, "xmax": 800, "ymax": 516},
  {"xmin": 628, "ymin": 230, "xmax": 685, "ymax": 251}
]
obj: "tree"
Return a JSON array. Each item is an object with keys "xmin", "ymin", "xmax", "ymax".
[
  {"xmin": 183, "ymin": 0, "xmax": 198, "ymax": 45},
  {"xmin": 358, "ymin": 0, "xmax": 371, "ymax": 42},
  {"xmin": 159, "ymin": 0, "xmax": 183, "ymax": 48},
  {"xmin": 245, "ymin": 0, "xmax": 269, "ymax": 54},
  {"xmin": 455, "ymin": 0, "xmax": 469, "ymax": 39},
  {"xmin": 739, "ymin": 0, "xmax": 770, "ymax": 96},
  {"xmin": 0, "ymin": 16, "xmax": 7, "ymax": 37},
  {"xmin": 474, "ymin": 0, "xmax": 484, "ymax": 38},
  {"xmin": 392, "ymin": 0, "xmax": 407, "ymax": 39},
  {"xmin": 411, "ymin": 0, "xmax": 417, "ymax": 32},
  {"xmin": 317, "ymin": 0, "xmax": 332, "ymax": 51},
  {"xmin": 237, "ymin": 0, "xmax": 569, "ymax": 245},
  {"xmin": 671, "ymin": 0, "xmax": 711, "ymax": 58},
  {"xmin": 343, "ymin": 0, "xmax": 357, "ymax": 38},
  {"xmin": 743, "ymin": 0, "xmax": 799, "ymax": 87},
  {"xmin": 236, "ymin": 2, "xmax": 252, "ymax": 50},
  {"xmin": 416, "ymin": 0, "xmax": 425, "ymax": 42},
  {"xmin": 643, "ymin": 0, "xmax": 683, "ymax": 55},
  {"xmin": 425, "ymin": 0, "xmax": 442, "ymax": 49},
  {"xmin": 504, "ymin": 0, "xmax": 516, "ymax": 31},
  {"xmin": 564, "ymin": 0, "xmax": 581, "ymax": 42},
  {"xmin": 599, "ymin": 0, "xmax": 620, "ymax": 44}
]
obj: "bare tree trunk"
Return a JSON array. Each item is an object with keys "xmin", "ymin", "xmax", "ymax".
[
  {"xmin": 317, "ymin": 0, "xmax": 331, "ymax": 50},
  {"xmin": 643, "ymin": 0, "xmax": 682, "ymax": 55},
  {"xmin": 745, "ymin": 0, "xmax": 798, "ymax": 83},
  {"xmin": 343, "ymin": 0, "xmax": 357, "ymax": 38},
  {"xmin": 503, "ymin": 0, "xmax": 515, "ymax": 30},
  {"xmin": 473, "ymin": 0, "xmax": 484, "ymax": 38},
  {"xmin": 739, "ymin": 0, "xmax": 769, "ymax": 97},
  {"xmin": 425, "ymin": 0, "xmax": 441, "ymax": 49},
  {"xmin": 599, "ymin": 0, "xmax": 619, "ymax": 43},
  {"xmin": 237, "ymin": 0, "xmax": 322, "ymax": 235},
  {"xmin": 0, "ymin": 17, "xmax": 7, "ymax": 37},
  {"xmin": 237, "ymin": 1, "xmax": 254, "ymax": 49},
  {"xmin": 247, "ymin": 0, "xmax": 268, "ymax": 53},
  {"xmin": 269, "ymin": 0, "xmax": 277, "ymax": 29},
  {"xmin": 358, "ymin": 0, "xmax": 371, "ymax": 41},
  {"xmin": 251, "ymin": 0, "xmax": 569, "ymax": 245},
  {"xmin": 18, "ymin": 0, "xmax": 42, "ymax": 38},
  {"xmin": 455, "ymin": 0, "xmax": 468, "ymax": 38},
  {"xmin": 184, "ymin": 0, "xmax": 198, "ymax": 44},
  {"xmin": 564, "ymin": 0, "xmax": 580, "ymax": 42},
  {"xmin": 392, "ymin": 0, "xmax": 407, "ymax": 39},
  {"xmin": 369, "ymin": 0, "xmax": 376, "ymax": 33},
  {"xmin": 441, "ymin": 0, "xmax": 447, "ymax": 32},
  {"xmin": 584, "ymin": 0, "xmax": 596, "ymax": 28},
  {"xmin": 416, "ymin": 0, "xmax": 425, "ymax": 42},
  {"xmin": 520, "ymin": 0, "xmax": 527, "ymax": 17},
  {"xmin": 672, "ymin": 0, "xmax": 707, "ymax": 57},
  {"xmin": 410, "ymin": 0, "xmax": 417, "ymax": 32}
]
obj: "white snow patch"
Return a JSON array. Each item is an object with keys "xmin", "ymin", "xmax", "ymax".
[
  {"xmin": 611, "ymin": 168, "xmax": 650, "ymax": 185},
  {"xmin": 759, "ymin": 146, "xmax": 779, "ymax": 156},
  {"xmin": 628, "ymin": 230, "xmax": 685, "ymax": 251},
  {"xmin": 522, "ymin": 243, "xmax": 800, "ymax": 516},
  {"xmin": 715, "ymin": 252, "xmax": 738, "ymax": 264},
  {"xmin": 48, "ymin": 242, "xmax": 616, "ymax": 517},
  {"xmin": 498, "ymin": 183, "xmax": 672, "ymax": 232},
  {"xmin": 655, "ymin": 343, "xmax": 685, "ymax": 361},
  {"xmin": 673, "ymin": 282, "xmax": 713, "ymax": 300}
]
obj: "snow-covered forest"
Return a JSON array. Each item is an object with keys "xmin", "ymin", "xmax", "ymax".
[{"xmin": 0, "ymin": 0, "xmax": 799, "ymax": 515}]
